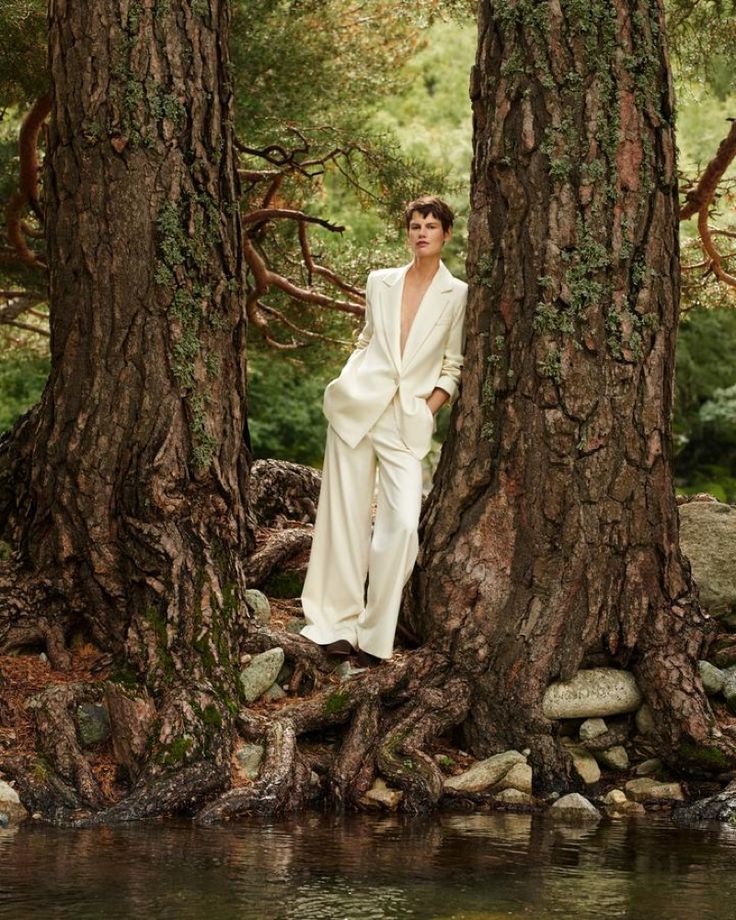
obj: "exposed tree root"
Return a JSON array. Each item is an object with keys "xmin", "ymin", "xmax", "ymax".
[
  {"xmin": 195, "ymin": 721, "xmax": 310, "ymax": 822},
  {"xmin": 328, "ymin": 699, "xmax": 381, "ymax": 809},
  {"xmin": 0, "ymin": 753, "xmax": 86, "ymax": 821},
  {"xmin": 27, "ymin": 682, "xmax": 107, "ymax": 809},
  {"xmin": 376, "ymin": 677, "xmax": 471, "ymax": 813},
  {"xmin": 249, "ymin": 459, "xmax": 320, "ymax": 526},
  {"xmin": 246, "ymin": 528, "xmax": 312, "ymax": 588},
  {"xmin": 74, "ymin": 759, "xmax": 229, "ymax": 827}
]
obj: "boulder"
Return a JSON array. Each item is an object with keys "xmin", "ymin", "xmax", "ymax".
[
  {"xmin": 542, "ymin": 669, "xmax": 642, "ymax": 719},
  {"xmin": 679, "ymin": 501, "xmax": 736, "ymax": 617},
  {"xmin": 244, "ymin": 589, "xmax": 271, "ymax": 625},
  {"xmin": 0, "ymin": 780, "xmax": 28, "ymax": 827},
  {"xmin": 240, "ymin": 648, "xmax": 285, "ymax": 702},
  {"xmin": 443, "ymin": 750, "xmax": 526, "ymax": 794},
  {"xmin": 75, "ymin": 702, "xmax": 111, "ymax": 747},
  {"xmin": 549, "ymin": 793, "xmax": 601, "ymax": 822},
  {"xmin": 497, "ymin": 762, "xmax": 533, "ymax": 795},
  {"xmin": 568, "ymin": 745, "xmax": 601, "ymax": 785},
  {"xmin": 624, "ymin": 778, "xmax": 685, "ymax": 803},
  {"xmin": 579, "ymin": 718, "xmax": 608, "ymax": 741},
  {"xmin": 595, "ymin": 745, "xmax": 629, "ymax": 772},
  {"xmin": 698, "ymin": 660, "xmax": 725, "ymax": 695}
]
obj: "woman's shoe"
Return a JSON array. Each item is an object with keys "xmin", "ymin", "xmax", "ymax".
[
  {"xmin": 320, "ymin": 640, "xmax": 354, "ymax": 658},
  {"xmin": 356, "ymin": 648, "xmax": 383, "ymax": 668}
]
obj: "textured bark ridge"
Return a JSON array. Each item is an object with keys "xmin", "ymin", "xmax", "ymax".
[
  {"xmin": 0, "ymin": 0, "xmax": 251, "ymax": 817},
  {"xmin": 411, "ymin": 0, "xmax": 734, "ymax": 784}
]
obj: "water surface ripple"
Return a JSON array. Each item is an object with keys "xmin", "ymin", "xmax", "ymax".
[{"xmin": 1, "ymin": 812, "xmax": 735, "ymax": 919}]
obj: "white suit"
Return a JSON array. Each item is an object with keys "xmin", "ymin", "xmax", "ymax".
[{"xmin": 301, "ymin": 260, "xmax": 468, "ymax": 658}]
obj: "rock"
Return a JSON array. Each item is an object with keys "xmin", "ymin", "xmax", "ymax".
[
  {"xmin": 603, "ymin": 788, "xmax": 628, "ymax": 807},
  {"xmin": 549, "ymin": 793, "xmax": 601, "ymax": 822},
  {"xmin": 234, "ymin": 742, "xmax": 265, "ymax": 781},
  {"xmin": 579, "ymin": 718, "xmax": 608, "ymax": 741},
  {"xmin": 698, "ymin": 660, "xmax": 725, "ymax": 695},
  {"xmin": 569, "ymin": 745, "xmax": 601, "ymax": 785},
  {"xmin": 105, "ymin": 683, "xmax": 157, "ymax": 781},
  {"xmin": 361, "ymin": 777, "xmax": 403, "ymax": 810},
  {"xmin": 624, "ymin": 778, "xmax": 685, "ymax": 803},
  {"xmin": 635, "ymin": 704, "xmax": 656, "ymax": 736},
  {"xmin": 673, "ymin": 788, "xmax": 736, "ymax": 826},
  {"xmin": 75, "ymin": 702, "xmax": 111, "ymax": 747},
  {"xmin": 0, "ymin": 813, "xmax": 8, "ymax": 829},
  {"xmin": 263, "ymin": 683, "xmax": 286, "ymax": 701},
  {"xmin": 635, "ymin": 758, "xmax": 662, "ymax": 777},
  {"xmin": 493, "ymin": 788, "xmax": 533, "ymax": 806},
  {"xmin": 0, "ymin": 780, "xmax": 28, "ymax": 827},
  {"xmin": 286, "ymin": 617, "xmax": 307, "ymax": 635},
  {"xmin": 542, "ymin": 669, "xmax": 643, "ymax": 719},
  {"xmin": 603, "ymin": 788, "xmax": 645, "ymax": 817},
  {"xmin": 335, "ymin": 660, "xmax": 365, "ymax": 681},
  {"xmin": 240, "ymin": 648, "xmax": 285, "ymax": 702},
  {"xmin": 244, "ymin": 589, "xmax": 271, "ymax": 625},
  {"xmin": 679, "ymin": 501, "xmax": 736, "ymax": 617},
  {"xmin": 497, "ymin": 762, "xmax": 533, "ymax": 795},
  {"xmin": 723, "ymin": 670, "xmax": 736, "ymax": 715},
  {"xmin": 443, "ymin": 750, "xmax": 526, "ymax": 794},
  {"xmin": 595, "ymin": 745, "xmax": 629, "ymax": 771}
]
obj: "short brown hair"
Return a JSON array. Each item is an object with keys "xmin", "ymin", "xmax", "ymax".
[{"xmin": 404, "ymin": 195, "xmax": 455, "ymax": 233}]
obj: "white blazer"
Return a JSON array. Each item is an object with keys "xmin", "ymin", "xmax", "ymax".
[{"xmin": 323, "ymin": 260, "xmax": 468, "ymax": 459}]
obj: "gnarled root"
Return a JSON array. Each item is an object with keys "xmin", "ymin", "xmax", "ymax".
[
  {"xmin": 195, "ymin": 720, "xmax": 310, "ymax": 823},
  {"xmin": 249, "ymin": 459, "xmax": 320, "ymax": 526},
  {"xmin": 328, "ymin": 698, "xmax": 381, "ymax": 809},
  {"xmin": 76, "ymin": 759, "xmax": 229, "ymax": 827},
  {"xmin": 27, "ymin": 682, "xmax": 107, "ymax": 809},
  {"xmin": 377, "ymin": 676, "xmax": 471, "ymax": 813},
  {"xmin": 246, "ymin": 527, "xmax": 312, "ymax": 588}
]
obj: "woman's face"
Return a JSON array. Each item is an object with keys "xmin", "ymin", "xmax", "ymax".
[{"xmin": 406, "ymin": 210, "xmax": 451, "ymax": 259}]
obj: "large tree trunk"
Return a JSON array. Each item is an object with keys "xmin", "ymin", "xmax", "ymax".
[
  {"xmin": 1, "ymin": 0, "xmax": 251, "ymax": 815},
  {"xmin": 411, "ymin": 0, "xmax": 733, "ymax": 785}
]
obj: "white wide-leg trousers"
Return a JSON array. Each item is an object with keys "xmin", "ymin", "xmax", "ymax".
[{"xmin": 300, "ymin": 400, "xmax": 424, "ymax": 659}]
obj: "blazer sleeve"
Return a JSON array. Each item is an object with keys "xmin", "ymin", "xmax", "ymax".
[
  {"xmin": 434, "ymin": 285, "xmax": 468, "ymax": 402},
  {"xmin": 353, "ymin": 272, "xmax": 375, "ymax": 352}
]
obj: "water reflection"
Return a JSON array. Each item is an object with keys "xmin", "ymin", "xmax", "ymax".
[{"xmin": 1, "ymin": 811, "xmax": 736, "ymax": 919}]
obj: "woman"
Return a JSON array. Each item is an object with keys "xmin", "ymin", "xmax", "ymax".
[{"xmin": 300, "ymin": 195, "xmax": 468, "ymax": 666}]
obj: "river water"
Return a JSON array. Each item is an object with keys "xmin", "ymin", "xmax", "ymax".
[{"xmin": 1, "ymin": 811, "xmax": 735, "ymax": 919}]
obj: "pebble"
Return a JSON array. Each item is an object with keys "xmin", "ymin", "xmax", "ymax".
[
  {"xmin": 579, "ymin": 718, "xmax": 608, "ymax": 741},
  {"xmin": 595, "ymin": 745, "xmax": 629, "ymax": 771},
  {"xmin": 698, "ymin": 660, "xmax": 725, "ymax": 695}
]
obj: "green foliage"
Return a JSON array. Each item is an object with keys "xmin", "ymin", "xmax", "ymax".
[
  {"xmin": 675, "ymin": 308, "xmax": 736, "ymax": 499},
  {"xmin": 0, "ymin": 0, "xmax": 46, "ymax": 106},
  {"xmin": 247, "ymin": 350, "xmax": 336, "ymax": 466},
  {"xmin": 0, "ymin": 350, "xmax": 48, "ymax": 432}
]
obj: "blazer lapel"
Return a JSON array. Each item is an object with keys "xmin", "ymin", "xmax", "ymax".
[
  {"xmin": 401, "ymin": 260, "xmax": 454, "ymax": 371},
  {"xmin": 379, "ymin": 263, "xmax": 410, "ymax": 372}
]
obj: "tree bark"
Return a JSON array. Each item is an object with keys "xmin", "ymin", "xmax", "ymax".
[
  {"xmin": 1, "ymin": 0, "xmax": 252, "ymax": 808},
  {"xmin": 411, "ymin": 0, "xmax": 733, "ymax": 785}
]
